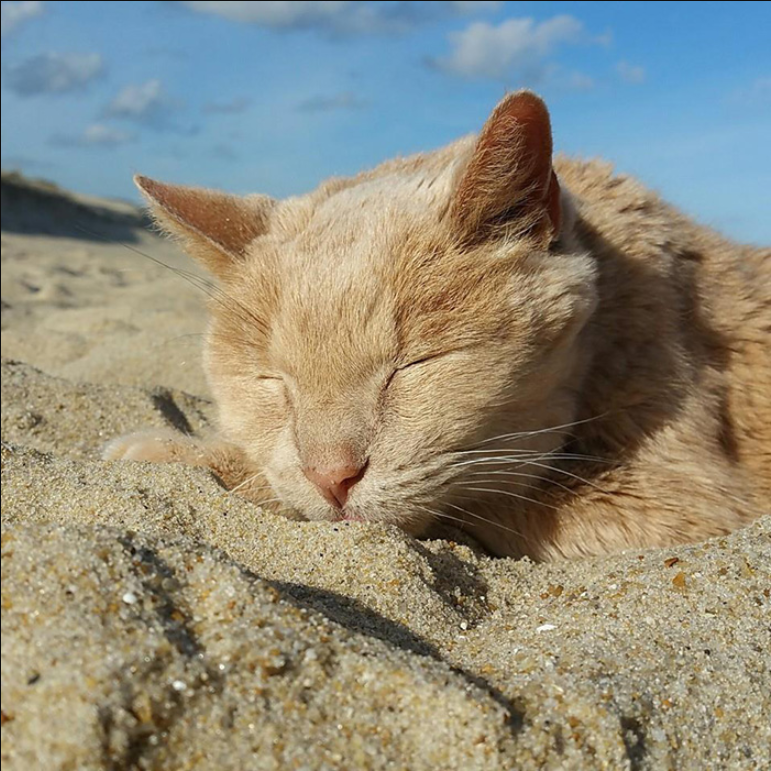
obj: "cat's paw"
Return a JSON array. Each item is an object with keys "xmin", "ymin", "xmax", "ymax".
[{"xmin": 103, "ymin": 429, "xmax": 202, "ymax": 464}]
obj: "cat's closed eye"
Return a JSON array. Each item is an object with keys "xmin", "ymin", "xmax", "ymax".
[
  {"xmin": 399, "ymin": 354, "xmax": 444, "ymax": 371},
  {"xmin": 385, "ymin": 352, "xmax": 449, "ymax": 389}
]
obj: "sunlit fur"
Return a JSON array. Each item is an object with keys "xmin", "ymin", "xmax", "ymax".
[{"xmin": 105, "ymin": 91, "xmax": 770, "ymax": 560}]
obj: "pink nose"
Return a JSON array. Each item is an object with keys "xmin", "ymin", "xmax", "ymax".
[{"xmin": 303, "ymin": 462, "xmax": 367, "ymax": 509}]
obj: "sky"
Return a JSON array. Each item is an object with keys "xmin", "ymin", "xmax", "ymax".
[{"xmin": 1, "ymin": 1, "xmax": 769, "ymax": 244}]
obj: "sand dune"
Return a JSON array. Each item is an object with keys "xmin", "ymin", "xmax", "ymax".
[{"xmin": 1, "ymin": 173, "xmax": 769, "ymax": 769}]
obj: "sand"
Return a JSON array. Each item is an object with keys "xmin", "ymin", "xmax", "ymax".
[{"xmin": 2, "ymin": 172, "xmax": 770, "ymax": 770}]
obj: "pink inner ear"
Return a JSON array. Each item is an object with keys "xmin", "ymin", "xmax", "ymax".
[
  {"xmin": 546, "ymin": 169, "xmax": 562, "ymax": 237},
  {"xmin": 500, "ymin": 92, "xmax": 554, "ymax": 179},
  {"xmin": 505, "ymin": 97, "xmax": 561, "ymax": 236},
  {"xmin": 453, "ymin": 91, "xmax": 561, "ymax": 241}
]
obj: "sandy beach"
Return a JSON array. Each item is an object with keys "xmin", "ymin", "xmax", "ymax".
[{"xmin": 2, "ymin": 172, "xmax": 769, "ymax": 770}]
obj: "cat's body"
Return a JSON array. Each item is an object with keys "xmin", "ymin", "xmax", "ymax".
[{"xmin": 106, "ymin": 92, "xmax": 770, "ymax": 559}]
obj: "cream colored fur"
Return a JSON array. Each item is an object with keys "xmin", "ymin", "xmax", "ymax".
[{"xmin": 105, "ymin": 91, "xmax": 770, "ymax": 560}]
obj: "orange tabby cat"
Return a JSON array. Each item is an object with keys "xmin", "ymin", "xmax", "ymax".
[{"xmin": 105, "ymin": 91, "xmax": 770, "ymax": 560}]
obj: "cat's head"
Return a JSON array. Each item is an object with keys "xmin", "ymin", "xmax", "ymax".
[{"xmin": 136, "ymin": 91, "xmax": 597, "ymax": 536}]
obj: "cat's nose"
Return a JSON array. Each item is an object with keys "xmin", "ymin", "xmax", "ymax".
[{"xmin": 303, "ymin": 461, "xmax": 367, "ymax": 509}]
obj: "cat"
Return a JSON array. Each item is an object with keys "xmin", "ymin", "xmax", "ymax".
[{"xmin": 105, "ymin": 90, "xmax": 770, "ymax": 560}]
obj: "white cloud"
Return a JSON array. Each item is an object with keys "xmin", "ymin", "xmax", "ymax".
[
  {"xmin": 50, "ymin": 123, "xmax": 136, "ymax": 148},
  {"xmin": 183, "ymin": 1, "xmax": 348, "ymax": 26},
  {"xmin": 81, "ymin": 124, "xmax": 135, "ymax": 146},
  {"xmin": 106, "ymin": 79, "xmax": 166, "ymax": 118},
  {"xmin": 431, "ymin": 15, "xmax": 585, "ymax": 81},
  {"xmin": 103, "ymin": 79, "xmax": 180, "ymax": 128},
  {"xmin": 179, "ymin": 0, "xmax": 501, "ymax": 37},
  {"xmin": 5, "ymin": 52, "xmax": 104, "ymax": 95},
  {"xmin": 297, "ymin": 91, "xmax": 367, "ymax": 112},
  {"xmin": 182, "ymin": 1, "xmax": 400, "ymax": 34},
  {"xmin": 104, "ymin": 80, "xmax": 197, "ymax": 134},
  {"xmin": 616, "ymin": 61, "xmax": 646, "ymax": 84},
  {"xmin": 1, "ymin": 0, "xmax": 43, "ymax": 40},
  {"xmin": 447, "ymin": 1, "xmax": 501, "ymax": 12}
]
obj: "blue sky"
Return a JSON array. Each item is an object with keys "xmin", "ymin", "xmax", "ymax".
[{"xmin": 2, "ymin": 1, "xmax": 769, "ymax": 243}]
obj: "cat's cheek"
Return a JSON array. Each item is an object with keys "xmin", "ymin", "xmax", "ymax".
[
  {"xmin": 529, "ymin": 284, "xmax": 598, "ymax": 355},
  {"xmin": 258, "ymin": 426, "xmax": 330, "ymax": 522},
  {"xmin": 258, "ymin": 463, "xmax": 312, "ymax": 521},
  {"xmin": 379, "ymin": 371, "xmax": 498, "ymax": 459},
  {"xmin": 214, "ymin": 377, "xmax": 290, "ymax": 463}
]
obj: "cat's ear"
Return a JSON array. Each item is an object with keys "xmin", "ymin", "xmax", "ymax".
[
  {"xmin": 134, "ymin": 175, "xmax": 274, "ymax": 276},
  {"xmin": 451, "ymin": 91, "xmax": 561, "ymax": 244}
]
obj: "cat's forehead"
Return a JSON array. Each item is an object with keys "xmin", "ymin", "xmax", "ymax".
[
  {"xmin": 315, "ymin": 168, "xmax": 457, "ymax": 220},
  {"xmin": 265, "ymin": 168, "xmax": 458, "ymax": 288},
  {"xmin": 274, "ymin": 142, "xmax": 470, "ymax": 246}
]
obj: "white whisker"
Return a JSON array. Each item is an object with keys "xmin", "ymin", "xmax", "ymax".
[
  {"xmin": 415, "ymin": 503, "xmax": 534, "ymax": 543},
  {"xmin": 454, "ymin": 484, "xmax": 561, "ymax": 511},
  {"xmin": 519, "ymin": 460, "xmax": 611, "ymax": 492},
  {"xmin": 451, "ymin": 452, "xmax": 611, "ymax": 469},
  {"xmin": 468, "ymin": 412, "xmax": 611, "ymax": 449},
  {"xmin": 228, "ymin": 471, "xmax": 268, "ymax": 496},
  {"xmin": 462, "ymin": 468, "xmax": 576, "ymax": 495},
  {"xmin": 443, "ymin": 501, "xmax": 537, "ymax": 544}
]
